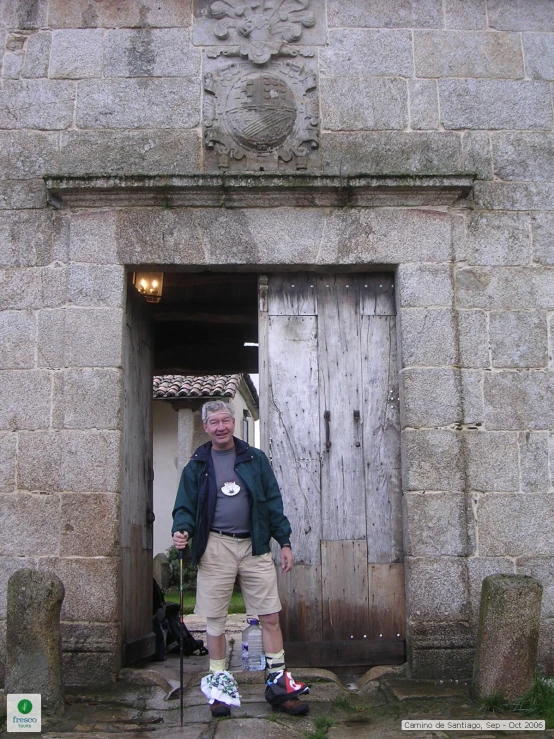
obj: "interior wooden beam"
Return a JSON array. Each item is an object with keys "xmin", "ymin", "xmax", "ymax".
[
  {"xmin": 153, "ymin": 312, "xmax": 257, "ymax": 324},
  {"xmin": 162, "ymin": 273, "xmax": 259, "ymax": 288}
]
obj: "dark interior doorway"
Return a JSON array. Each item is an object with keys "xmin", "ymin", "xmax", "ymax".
[
  {"xmin": 151, "ymin": 272, "xmax": 259, "ymax": 374},
  {"xmin": 123, "ymin": 270, "xmax": 260, "ymax": 665}
]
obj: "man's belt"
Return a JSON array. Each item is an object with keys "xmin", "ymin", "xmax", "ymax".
[{"xmin": 210, "ymin": 529, "xmax": 251, "ymax": 539}]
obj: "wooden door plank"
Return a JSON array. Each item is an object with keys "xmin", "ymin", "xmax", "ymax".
[
  {"xmin": 359, "ymin": 274, "xmax": 396, "ymax": 316},
  {"xmin": 276, "ymin": 564, "xmax": 322, "ymax": 642},
  {"xmin": 318, "ymin": 275, "xmax": 366, "ymax": 541},
  {"xmin": 258, "ymin": 276, "xmax": 270, "ymax": 453},
  {"xmin": 368, "ymin": 563, "xmax": 406, "ymax": 640},
  {"xmin": 283, "ymin": 639, "xmax": 405, "ymax": 667},
  {"xmin": 361, "ymin": 314, "xmax": 403, "ymax": 563},
  {"xmin": 321, "ymin": 540, "xmax": 369, "ymax": 641},
  {"xmin": 122, "ymin": 288, "xmax": 153, "ymax": 659},
  {"xmin": 268, "ymin": 314, "xmax": 321, "ymax": 565},
  {"xmin": 268, "ymin": 273, "xmax": 317, "ymax": 316}
]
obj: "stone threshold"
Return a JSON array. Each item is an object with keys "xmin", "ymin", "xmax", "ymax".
[{"xmin": 45, "ymin": 173, "xmax": 475, "ymax": 209}]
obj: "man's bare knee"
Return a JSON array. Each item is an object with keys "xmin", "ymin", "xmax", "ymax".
[{"xmin": 259, "ymin": 612, "xmax": 280, "ymax": 629}]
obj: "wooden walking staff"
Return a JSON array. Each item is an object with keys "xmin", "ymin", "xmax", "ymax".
[{"xmin": 179, "ymin": 531, "xmax": 185, "ymax": 727}]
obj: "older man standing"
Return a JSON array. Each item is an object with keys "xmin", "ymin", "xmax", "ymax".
[{"xmin": 172, "ymin": 400, "xmax": 309, "ymax": 718}]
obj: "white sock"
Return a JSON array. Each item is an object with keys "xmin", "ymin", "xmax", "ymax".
[
  {"xmin": 209, "ymin": 658, "xmax": 226, "ymax": 673},
  {"xmin": 265, "ymin": 649, "xmax": 286, "ymax": 676}
]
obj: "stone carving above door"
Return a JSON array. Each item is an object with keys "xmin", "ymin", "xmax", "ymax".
[
  {"xmin": 195, "ymin": 0, "xmax": 324, "ymax": 171},
  {"xmin": 193, "ymin": 0, "xmax": 326, "ymax": 65},
  {"xmin": 203, "ymin": 56, "xmax": 319, "ymax": 170}
]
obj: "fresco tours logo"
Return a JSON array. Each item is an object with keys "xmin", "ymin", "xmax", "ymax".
[{"xmin": 6, "ymin": 694, "xmax": 41, "ymax": 732}]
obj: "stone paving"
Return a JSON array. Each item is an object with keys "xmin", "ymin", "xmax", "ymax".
[{"xmin": 2, "ymin": 616, "xmax": 553, "ymax": 739}]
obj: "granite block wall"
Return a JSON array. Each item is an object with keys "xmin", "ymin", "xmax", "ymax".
[{"xmin": 0, "ymin": 0, "xmax": 553, "ymax": 683}]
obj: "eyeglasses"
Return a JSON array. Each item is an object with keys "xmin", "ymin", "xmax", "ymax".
[{"xmin": 206, "ymin": 416, "xmax": 234, "ymax": 429}]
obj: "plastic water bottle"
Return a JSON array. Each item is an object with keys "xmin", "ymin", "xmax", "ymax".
[{"xmin": 241, "ymin": 618, "xmax": 265, "ymax": 671}]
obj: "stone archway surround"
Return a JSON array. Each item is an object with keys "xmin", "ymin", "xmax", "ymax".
[{"xmin": 42, "ymin": 173, "xmax": 479, "ymax": 683}]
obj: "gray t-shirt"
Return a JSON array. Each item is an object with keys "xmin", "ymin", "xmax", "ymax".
[{"xmin": 211, "ymin": 447, "xmax": 251, "ymax": 534}]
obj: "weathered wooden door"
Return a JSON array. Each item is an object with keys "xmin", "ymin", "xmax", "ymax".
[
  {"xmin": 121, "ymin": 286, "xmax": 155, "ymax": 664},
  {"xmin": 259, "ymin": 273, "xmax": 405, "ymax": 667}
]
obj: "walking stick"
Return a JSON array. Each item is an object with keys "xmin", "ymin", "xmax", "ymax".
[{"xmin": 178, "ymin": 532, "xmax": 185, "ymax": 728}]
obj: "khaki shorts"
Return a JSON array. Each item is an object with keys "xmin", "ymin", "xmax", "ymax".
[{"xmin": 194, "ymin": 531, "xmax": 282, "ymax": 618}]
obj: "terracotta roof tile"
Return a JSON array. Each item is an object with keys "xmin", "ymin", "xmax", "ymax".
[{"xmin": 153, "ymin": 374, "xmax": 258, "ymax": 405}]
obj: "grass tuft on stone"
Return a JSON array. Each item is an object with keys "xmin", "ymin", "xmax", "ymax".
[
  {"xmin": 480, "ymin": 693, "xmax": 506, "ymax": 713},
  {"xmin": 331, "ymin": 696, "xmax": 360, "ymax": 712},
  {"xmin": 480, "ymin": 675, "xmax": 554, "ymax": 729},
  {"xmin": 305, "ymin": 716, "xmax": 335, "ymax": 739},
  {"xmin": 511, "ymin": 675, "xmax": 554, "ymax": 730}
]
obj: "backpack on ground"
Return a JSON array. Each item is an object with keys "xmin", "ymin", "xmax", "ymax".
[
  {"xmin": 153, "ymin": 578, "xmax": 208, "ymax": 658},
  {"xmin": 153, "ymin": 578, "xmax": 170, "ymax": 661},
  {"xmin": 165, "ymin": 602, "xmax": 208, "ymax": 657}
]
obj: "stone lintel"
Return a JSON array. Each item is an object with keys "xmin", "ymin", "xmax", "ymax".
[{"xmin": 45, "ymin": 174, "xmax": 474, "ymax": 210}]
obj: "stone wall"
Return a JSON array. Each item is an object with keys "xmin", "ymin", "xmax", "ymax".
[{"xmin": 1, "ymin": 0, "xmax": 553, "ymax": 683}]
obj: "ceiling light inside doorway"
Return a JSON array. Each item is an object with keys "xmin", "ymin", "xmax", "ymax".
[
  {"xmin": 244, "ymin": 342, "xmax": 259, "ymax": 347},
  {"xmin": 133, "ymin": 272, "xmax": 164, "ymax": 303}
]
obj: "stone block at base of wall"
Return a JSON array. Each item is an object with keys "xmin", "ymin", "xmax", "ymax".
[
  {"xmin": 409, "ymin": 620, "xmax": 473, "ymax": 650},
  {"xmin": 58, "ymin": 623, "xmax": 122, "ymax": 687},
  {"xmin": 61, "ymin": 622, "xmax": 120, "ymax": 653},
  {"xmin": 62, "ymin": 652, "xmax": 119, "ymax": 688},
  {"xmin": 409, "ymin": 647, "xmax": 475, "ymax": 680}
]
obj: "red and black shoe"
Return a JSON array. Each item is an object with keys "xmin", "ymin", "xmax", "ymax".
[
  {"xmin": 209, "ymin": 699, "xmax": 231, "ymax": 717},
  {"xmin": 265, "ymin": 671, "xmax": 310, "ymax": 715}
]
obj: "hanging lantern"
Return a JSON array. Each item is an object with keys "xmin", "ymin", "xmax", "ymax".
[{"xmin": 133, "ymin": 272, "xmax": 164, "ymax": 303}]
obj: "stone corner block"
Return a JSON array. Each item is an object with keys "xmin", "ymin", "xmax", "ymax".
[
  {"xmin": 401, "ymin": 429, "xmax": 463, "ymax": 491},
  {"xmin": 397, "ymin": 264, "xmax": 454, "ymax": 309},
  {"xmin": 52, "ymin": 368, "xmax": 123, "ymax": 431},
  {"xmin": 60, "ymin": 493, "xmax": 120, "ymax": 557},
  {"xmin": 400, "ymin": 369, "xmax": 462, "ymax": 428},
  {"xmin": 403, "ymin": 492, "xmax": 470, "ymax": 557},
  {"xmin": 38, "ymin": 308, "xmax": 125, "ymax": 369},
  {"xmin": 398, "ymin": 308, "xmax": 457, "ymax": 368},
  {"xmin": 405, "ymin": 557, "xmax": 469, "ymax": 622}
]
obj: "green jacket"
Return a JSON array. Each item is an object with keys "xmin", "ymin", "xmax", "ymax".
[{"xmin": 172, "ymin": 437, "xmax": 292, "ymax": 564}]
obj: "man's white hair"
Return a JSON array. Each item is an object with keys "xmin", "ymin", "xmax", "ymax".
[{"xmin": 201, "ymin": 400, "xmax": 235, "ymax": 423}]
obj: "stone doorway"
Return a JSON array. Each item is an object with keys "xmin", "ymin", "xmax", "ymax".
[
  {"xmin": 123, "ymin": 267, "xmax": 404, "ymax": 670},
  {"xmin": 42, "ymin": 173, "xmax": 475, "ymax": 682}
]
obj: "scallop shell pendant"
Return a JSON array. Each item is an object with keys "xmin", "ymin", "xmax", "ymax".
[{"xmin": 221, "ymin": 482, "xmax": 240, "ymax": 496}]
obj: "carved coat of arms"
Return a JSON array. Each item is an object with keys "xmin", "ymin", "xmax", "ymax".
[{"xmin": 194, "ymin": 0, "xmax": 324, "ymax": 171}]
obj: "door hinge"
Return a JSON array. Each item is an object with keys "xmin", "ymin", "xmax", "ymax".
[
  {"xmin": 259, "ymin": 276, "xmax": 268, "ymax": 312},
  {"xmin": 324, "ymin": 410, "xmax": 331, "ymax": 450}
]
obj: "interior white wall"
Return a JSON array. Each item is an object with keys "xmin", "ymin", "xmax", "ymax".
[{"xmin": 152, "ymin": 401, "xmax": 179, "ymax": 556}]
